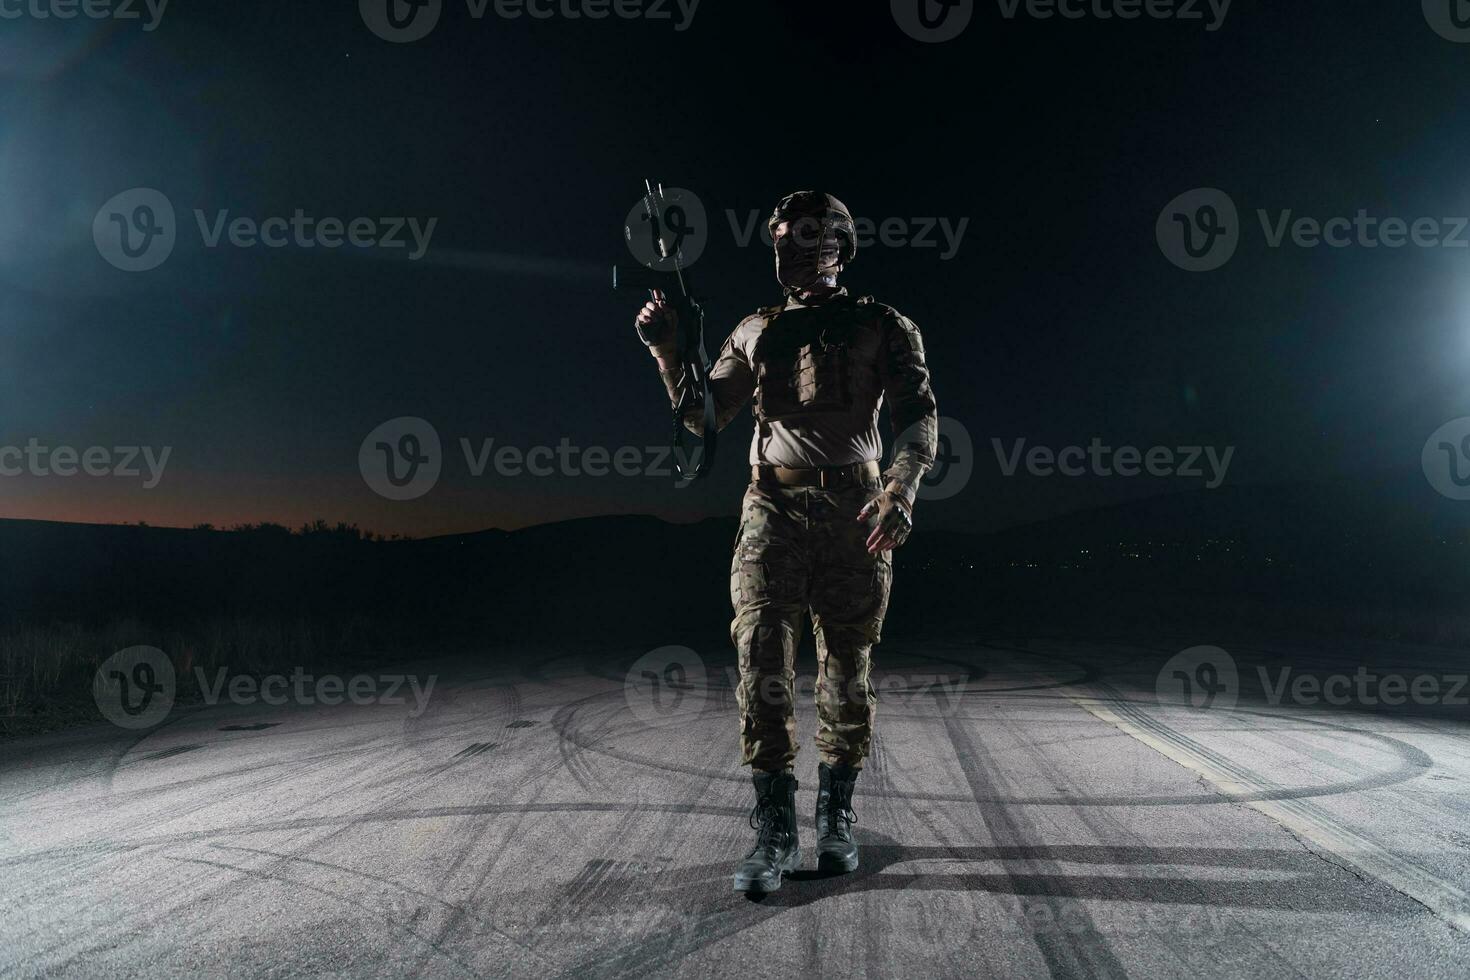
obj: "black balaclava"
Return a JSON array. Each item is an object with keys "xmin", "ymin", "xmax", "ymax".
[
  {"xmin": 769, "ymin": 191, "xmax": 855, "ymax": 296},
  {"xmin": 775, "ymin": 215, "xmax": 845, "ymax": 293}
]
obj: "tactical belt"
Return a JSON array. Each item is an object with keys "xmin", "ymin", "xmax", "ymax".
[{"xmin": 753, "ymin": 460, "xmax": 881, "ymax": 490}]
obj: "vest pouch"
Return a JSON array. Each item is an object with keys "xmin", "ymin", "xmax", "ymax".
[{"xmin": 756, "ymin": 328, "xmax": 853, "ymax": 422}]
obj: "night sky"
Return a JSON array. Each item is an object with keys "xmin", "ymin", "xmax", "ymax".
[{"xmin": 1, "ymin": 1, "xmax": 1467, "ymax": 537}]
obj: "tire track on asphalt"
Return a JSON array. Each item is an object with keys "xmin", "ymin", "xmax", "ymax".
[
  {"xmin": 989, "ymin": 699, "xmax": 1309, "ymax": 980},
  {"xmin": 403, "ymin": 673, "xmax": 717, "ymax": 976},
  {"xmin": 384, "ymin": 678, "xmax": 586, "ymax": 979},
  {"xmin": 6, "ymin": 744, "xmax": 439, "ymax": 970},
  {"xmin": 876, "ymin": 698, "xmax": 1048, "ymax": 979},
  {"xmin": 208, "ymin": 843, "xmax": 556, "ymax": 972},
  {"xmin": 0, "ymin": 801, "xmax": 751, "ymax": 872},
  {"xmin": 941, "ymin": 711, "xmax": 1130, "ymax": 979},
  {"xmin": 1066, "ymin": 682, "xmax": 1470, "ymax": 934},
  {"xmin": 8, "ymin": 681, "xmax": 541, "ymax": 971},
  {"xmin": 156, "ymin": 853, "xmax": 485, "ymax": 977},
  {"xmin": 539, "ymin": 675, "xmax": 742, "ymax": 976},
  {"xmin": 548, "ymin": 680, "xmax": 1431, "ymax": 807},
  {"xmin": 3, "ymin": 733, "xmax": 427, "ymax": 955}
]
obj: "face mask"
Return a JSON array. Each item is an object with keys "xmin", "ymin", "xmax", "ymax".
[{"xmin": 774, "ymin": 216, "xmax": 844, "ymax": 292}]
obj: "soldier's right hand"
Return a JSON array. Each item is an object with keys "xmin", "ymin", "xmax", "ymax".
[
  {"xmin": 635, "ymin": 288, "xmax": 679, "ymax": 348},
  {"xmin": 859, "ymin": 490, "xmax": 914, "ymax": 554}
]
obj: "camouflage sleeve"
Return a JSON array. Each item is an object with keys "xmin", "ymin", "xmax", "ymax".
[
  {"xmin": 878, "ymin": 309, "xmax": 938, "ymax": 505},
  {"xmin": 656, "ymin": 325, "xmax": 755, "ymax": 435}
]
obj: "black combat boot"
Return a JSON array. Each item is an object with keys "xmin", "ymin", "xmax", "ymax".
[
  {"xmin": 732, "ymin": 769, "xmax": 802, "ymax": 893},
  {"xmin": 815, "ymin": 762, "xmax": 859, "ymax": 873}
]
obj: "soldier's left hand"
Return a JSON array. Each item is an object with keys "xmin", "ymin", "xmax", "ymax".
[{"xmin": 858, "ymin": 491, "xmax": 913, "ymax": 553}]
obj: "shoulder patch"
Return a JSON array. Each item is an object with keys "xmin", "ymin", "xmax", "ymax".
[
  {"xmin": 737, "ymin": 306, "xmax": 779, "ymax": 328},
  {"xmin": 870, "ymin": 302, "xmax": 922, "ymax": 354},
  {"xmin": 858, "ymin": 299, "xmax": 902, "ymax": 330}
]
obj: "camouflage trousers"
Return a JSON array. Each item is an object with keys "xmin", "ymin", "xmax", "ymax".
[{"xmin": 730, "ymin": 477, "xmax": 894, "ymax": 772}]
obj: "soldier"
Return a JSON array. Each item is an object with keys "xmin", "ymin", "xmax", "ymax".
[{"xmin": 634, "ymin": 191, "xmax": 938, "ymax": 893}]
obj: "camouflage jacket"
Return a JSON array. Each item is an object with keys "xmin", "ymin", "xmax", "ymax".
[{"xmin": 657, "ymin": 288, "xmax": 938, "ymax": 502}]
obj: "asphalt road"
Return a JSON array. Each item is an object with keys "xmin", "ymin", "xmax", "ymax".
[{"xmin": 3, "ymin": 635, "xmax": 1470, "ymax": 979}]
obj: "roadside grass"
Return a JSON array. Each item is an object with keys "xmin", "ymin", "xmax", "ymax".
[
  {"xmin": 5, "ymin": 593, "xmax": 1467, "ymax": 738},
  {"xmin": 0, "ymin": 615, "xmax": 406, "ymax": 736}
]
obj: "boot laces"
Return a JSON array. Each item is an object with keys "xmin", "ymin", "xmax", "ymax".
[
  {"xmin": 826, "ymin": 784, "xmax": 857, "ymax": 836},
  {"xmin": 749, "ymin": 792, "xmax": 784, "ymax": 849}
]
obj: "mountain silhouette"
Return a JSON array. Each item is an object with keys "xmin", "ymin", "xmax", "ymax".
[{"xmin": 1, "ymin": 470, "xmax": 1464, "ymax": 649}]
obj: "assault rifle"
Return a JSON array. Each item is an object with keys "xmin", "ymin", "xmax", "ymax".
[{"xmin": 613, "ymin": 180, "xmax": 716, "ymax": 481}]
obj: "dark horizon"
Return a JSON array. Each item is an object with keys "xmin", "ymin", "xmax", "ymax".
[{"xmin": 0, "ymin": 460, "xmax": 1451, "ymax": 540}]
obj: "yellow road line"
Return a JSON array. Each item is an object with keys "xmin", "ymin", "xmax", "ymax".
[{"xmin": 1066, "ymin": 688, "xmax": 1470, "ymax": 934}]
